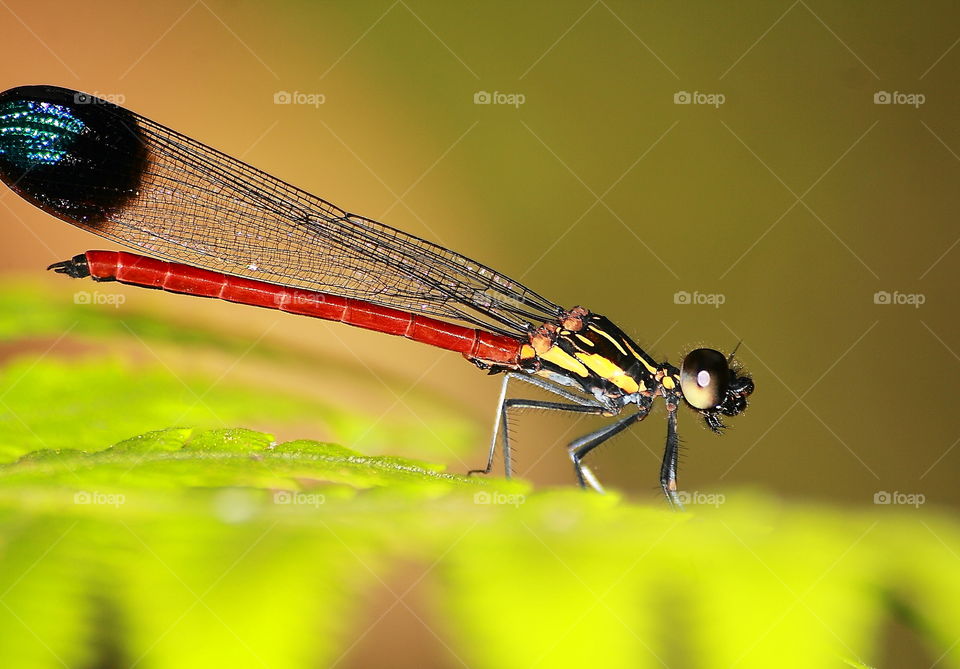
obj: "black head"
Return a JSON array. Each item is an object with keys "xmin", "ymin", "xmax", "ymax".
[
  {"xmin": 678, "ymin": 347, "xmax": 754, "ymax": 433},
  {"xmin": 0, "ymin": 85, "xmax": 146, "ymax": 227}
]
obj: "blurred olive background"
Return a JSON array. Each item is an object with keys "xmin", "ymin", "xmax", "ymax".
[{"xmin": 1, "ymin": 0, "xmax": 958, "ymax": 511}]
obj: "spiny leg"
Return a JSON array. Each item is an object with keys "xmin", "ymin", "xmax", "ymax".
[
  {"xmin": 499, "ymin": 398, "xmax": 613, "ymax": 477},
  {"xmin": 468, "ymin": 373, "xmax": 513, "ymax": 478},
  {"xmin": 659, "ymin": 405, "xmax": 683, "ymax": 510},
  {"xmin": 468, "ymin": 373, "xmax": 608, "ymax": 478},
  {"xmin": 567, "ymin": 401, "xmax": 651, "ymax": 493}
]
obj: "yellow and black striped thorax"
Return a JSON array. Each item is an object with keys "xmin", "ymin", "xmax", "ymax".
[{"xmin": 520, "ymin": 308, "xmax": 679, "ymax": 400}]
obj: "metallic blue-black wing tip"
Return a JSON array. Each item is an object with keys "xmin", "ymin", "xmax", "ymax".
[{"xmin": 0, "ymin": 85, "xmax": 146, "ymax": 226}]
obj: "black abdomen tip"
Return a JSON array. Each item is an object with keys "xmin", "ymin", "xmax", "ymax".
[{"xmin": 0, "ymin": 85, "xmax": 146, "ymax": 226}]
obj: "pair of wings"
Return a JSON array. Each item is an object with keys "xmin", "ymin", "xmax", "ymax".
[{"xmin": 3, "ymin": 86, "xmax": 563, "ymax": 338}]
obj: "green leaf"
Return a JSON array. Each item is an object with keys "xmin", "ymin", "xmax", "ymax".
[
  {"xmin": 0, "ymin": 426, "xmax": 528, "ymax": 669},
  {"xmin": 1, "ymin": 427, "xmax": 958, "ymax": 669},
  {"xmin": 0, "ymin": 426, "xmax": 493, "ymax": 493}
]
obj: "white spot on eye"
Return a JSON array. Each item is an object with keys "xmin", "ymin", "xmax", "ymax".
[{"xmin": 697, "ymin": 370, "xmax": 711, "ymax": 387}]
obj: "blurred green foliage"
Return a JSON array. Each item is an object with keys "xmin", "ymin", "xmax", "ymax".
[
  {"xmin": 0, "ymin": 284, "xmax": 477, "ymax": 461},
  {"xmin": 0, "ymin": 286, "xmax": 957, "ymax": 668}
]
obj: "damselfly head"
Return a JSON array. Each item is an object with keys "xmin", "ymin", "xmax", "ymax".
[{"xmin": 679, "ymin": 348, "xmax": 754, "ymax": 433}]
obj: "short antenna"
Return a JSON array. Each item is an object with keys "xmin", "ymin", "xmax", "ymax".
[{"xmin": 728, "ymin": 340, "xmax": 743, "ymax": 365}]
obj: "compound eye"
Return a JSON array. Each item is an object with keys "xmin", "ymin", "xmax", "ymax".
[{"xmin": 680, "ymin": 348, "xmax": 729, "ymax": 410}]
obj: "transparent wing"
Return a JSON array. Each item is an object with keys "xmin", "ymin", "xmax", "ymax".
[{"xmin": 0, "ymin": 86, "xmax": 562, "ymax": 337}]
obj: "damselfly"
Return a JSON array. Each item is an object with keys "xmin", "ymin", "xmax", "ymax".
[{"xmin": 0, "ymin": 86, "xmax": 754, "ymax": 507}]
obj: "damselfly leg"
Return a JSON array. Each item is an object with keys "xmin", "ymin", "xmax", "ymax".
[
  {"xmin": 470, "ymin": 374, "xmax": 688, "ymax": 509},
  {"xmin": 565, "ymin": 403, "xmax": 651, "ymax": 494},
  {"xmin": 660, "ymin": 407, "xmax": 683, "ymax": 510},
  {"xmin": 468, "ymin": 373, "xmax": 612, "ymax": 478}
]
